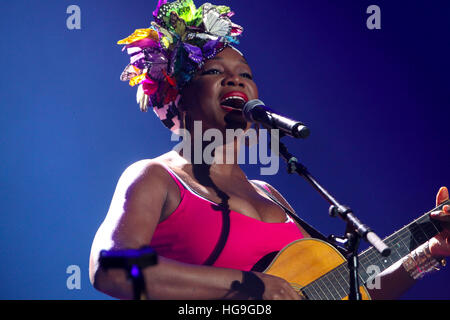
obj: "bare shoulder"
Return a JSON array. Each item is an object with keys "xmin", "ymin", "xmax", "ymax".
[
  {"xmin": 116, "ymin": 158, "xmax": 170, "ymax": 190},
  {"xmin": 105, "ymin": 156, "xmax": 180, "ymax": 226},
  {"xmin": 114, "ymin": 151, "xmax": 183, "ymax": 193},
  {"xmin": 251, "ymin": 179, "xmax": 311, "ymax": 237},
  {"xmin": 251, "ymin": 179, "xmax": 296, "ymax": 213}
]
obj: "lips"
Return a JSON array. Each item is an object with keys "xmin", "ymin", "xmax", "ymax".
[{"xmin": 220, "ymin": 91, "xmax": 249, "ymax": 111}]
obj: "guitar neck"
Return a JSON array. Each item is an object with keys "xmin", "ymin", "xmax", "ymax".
[
  {"xmin": 300, "ymin": 199, "xmax": 448, "ymax": 300},
  {"xmin": 357, "ymin": 199, "xmax": 447, "ymax": 283}
]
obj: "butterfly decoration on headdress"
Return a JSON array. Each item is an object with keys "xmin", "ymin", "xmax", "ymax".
[{"xmin": 117, "ymin": 0, "xmax": 243, "ymax": 133}]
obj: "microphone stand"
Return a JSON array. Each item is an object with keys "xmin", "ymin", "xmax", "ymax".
[
  {"xmin": 99, "ymin": 246, "xmax": 158, "ymax": 300},
  {"xmin": 268, "ymin": 130, "xmax": 390, "ymax": 300}
]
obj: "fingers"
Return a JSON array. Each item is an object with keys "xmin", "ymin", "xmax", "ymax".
[
  {"xmin": 428, "ymin": 231, "xmax": 450, "ymax": 258},
  {"xmin": 430, "ymin": 204, "xmax": 450, "ymax": 222},
  {"xmin": 436, "ymin": 186, "xmax": 449, "ymax": 206},
  {"xmin": 269, "ymin": 283, "xmax": 302, "ymax": 300},
  {"xmin": 292, "ymin": 288, "xmax": 304, "ymax": 300},
  {"xmin": 274, "ymin": 279, "xmax": 302, "ymax": 300},
  {"xmin": 282, "ymin": 282, "xmax": 303, "ymax": 300},
  {"xmin": 260, "ymin": 273, "xmax": 304, "ymax": 300}
]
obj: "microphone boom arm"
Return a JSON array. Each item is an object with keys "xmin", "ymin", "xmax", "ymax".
[{"xmin": 269, "ymin": 132, "xmax": 390, "ymax": 300}]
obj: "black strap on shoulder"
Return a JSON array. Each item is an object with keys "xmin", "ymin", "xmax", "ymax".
[
  {"xmin": 160, "ymin": 164, "xmax": 232, "ymax": 267},
  {"xmin": 250, "ymin": 181, "xmax": 332, "ymax": 245}
]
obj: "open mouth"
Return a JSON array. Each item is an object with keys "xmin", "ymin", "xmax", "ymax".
[{"xmin": 220, "ymin": 92, "xmax": 248, "ymax": 112}]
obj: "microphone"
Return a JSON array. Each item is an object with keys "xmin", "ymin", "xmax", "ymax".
[{"xmin": 242, "ymin": 99, "xmax": 310, "ymax": 139}]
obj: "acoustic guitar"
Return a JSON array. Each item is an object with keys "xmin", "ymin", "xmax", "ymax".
[{"xmin": 261, "ymin": 199, "xmax": 449, "ymax": 300}]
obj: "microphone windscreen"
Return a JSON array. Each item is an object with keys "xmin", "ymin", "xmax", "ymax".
[{"xmin": 243, "ymin": 99, "xmax": 265, "ymax": 121}]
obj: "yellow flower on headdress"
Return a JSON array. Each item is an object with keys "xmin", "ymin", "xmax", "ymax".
[
  {"xmin": 129, "ymin": 73, "xmax": 147, "ymax": 87},
  {"xmin": 117, "ymin": 28, "xmax": 159, "ymax": 45},
  {"xmin": 117, "ymin": 0, "xmax": 244, "ymax": 134}
]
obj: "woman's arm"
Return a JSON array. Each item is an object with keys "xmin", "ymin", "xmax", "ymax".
[
  {"xmin": 89, "ymin": 160, "xmax": 301, "ymax": 300},
  {"xmin": 362, "ymin": 187, "xmax": 450, "ymax": 300},
  {"xmin": 258, "ymin": 181, "xmax": 450, "ymax": 300},
  {"xmin": 366, "ymin": 252, "xmax": 417, "ymax": 300}
]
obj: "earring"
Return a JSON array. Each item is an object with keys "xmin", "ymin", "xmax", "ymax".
[{"xmin": 181, "ymin": 111, "xmax": 187, "ymax": 130}]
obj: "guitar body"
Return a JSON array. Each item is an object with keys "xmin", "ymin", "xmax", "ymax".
[{"xmin": 263, "ymin": 238, "xmax": 371, "ymax": 300}]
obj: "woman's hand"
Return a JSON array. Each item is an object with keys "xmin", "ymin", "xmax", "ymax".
[
  {"xmin": 253, "ymin": 272, "xmax": 304, "ymax": 300},
  {"xmin": 429, "ymin": 186, "xmax": 450, "ymax": 258}
]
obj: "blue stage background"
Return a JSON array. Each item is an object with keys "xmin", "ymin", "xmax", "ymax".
[{"xmin": 0, "ymin": 0, "xmax": 449, "ymax": 299}]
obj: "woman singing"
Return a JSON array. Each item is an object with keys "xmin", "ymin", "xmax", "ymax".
[{"xmin": 89, "ymin": 0, "xmax": 450, "ymax": 300}]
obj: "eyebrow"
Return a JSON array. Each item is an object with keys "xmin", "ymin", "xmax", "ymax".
[{"xmin": 210, "ymin": 56, "xmax": 249, "ymax": 65}]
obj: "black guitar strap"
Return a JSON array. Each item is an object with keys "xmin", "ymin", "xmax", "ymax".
[{"xmin": 250, "ymin": 181, "xmax": 337, "ymax": 247}]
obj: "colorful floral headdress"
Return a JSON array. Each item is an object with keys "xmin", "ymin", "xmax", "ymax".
[{"xmin": 117, "ymin": 0, "xmax": 243, "ymax": 133}]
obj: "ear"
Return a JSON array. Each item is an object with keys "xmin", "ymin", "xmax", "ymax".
[{"xmin": 176, "ymin": 89, "xmax": 188, "ymax": 112}]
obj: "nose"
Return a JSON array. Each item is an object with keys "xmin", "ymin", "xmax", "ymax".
[{"xmin": 222, "ymin": 73, "xmax": 244, "ymax": 88}]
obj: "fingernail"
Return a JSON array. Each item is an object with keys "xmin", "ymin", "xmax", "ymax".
[{"xmin": 430, "ymin": 210, "xmax": 440, "ymax": 217}]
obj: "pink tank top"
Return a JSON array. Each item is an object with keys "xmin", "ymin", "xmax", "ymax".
[{"xmin": 150, "ymin": 166, "xmax": 303, "ymax": 271}]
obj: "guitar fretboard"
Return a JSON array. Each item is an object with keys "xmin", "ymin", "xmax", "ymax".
[{"xmin": 299, "ymin": 200, "xmax": 447, "ymax": 300}]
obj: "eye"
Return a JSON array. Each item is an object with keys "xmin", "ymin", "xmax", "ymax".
[
  {"xmin": 201, "ymin": 68, "xmax": 222, "ymax": 75},
  {"xmin": 240, "ymin": 72, "xmax": 253, "ymax": 80}
]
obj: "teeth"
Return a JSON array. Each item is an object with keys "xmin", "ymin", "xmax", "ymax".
[{"xmin": 220, "ymin": 96, "xmax": 245, "ymax": 103}]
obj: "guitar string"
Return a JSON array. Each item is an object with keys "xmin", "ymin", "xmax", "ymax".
[
  {"xmin": 374, "ymin": 217, "xmax": 438, "ymax": 264},
  {"xmin": 335, "ymin": 216, "xmax": 440, "ymax": 298},
  {"xmin": 302, "ymin": 264, "xmax": 347, "ymax": 300},
  {"xmin": 301, "ymin": 253, "xmax": 358, "ymax": 299},
  {"xmin": 316, "ymin": 272, "xmax": 338, "ymax": 300},
  {"xmin": 359, "ymin": 225, "xmax": 423, "ymax": 276},
  {"xmin": 361, "ymin": 203, "xmax": 442, "ymax": 265},
  {"xmin": 329, "ymin": 267, "xmax": 347, "ymax": 298},
  {"xmin": 358, "ymin": 214, "xmax": 440, "ymax": 274},
  {"xmin": 325, "ymin": 265, "xmax": 354, "ymax": 299},
  {"xmin": 302, "ymin": 220, "xmax": 435, "ymax": 299},
  {"xmin": 302, "ymin": 283, "xmax": 319, "ymax": 300},
  {"xmin": 357, "ymin": 217, "xmax": 439, "ymax": 286},
  {"xmin": 295, "ymin": 202, "xmax": 446, "ymax": 299},
  {"xmin": 303, "ymin": 259, "xmax": 352, "ymax": 300},
  {"xmin": 310, "ymin": 279, "xmax": 326, "ymax": 300},
  {"xmin": 311, "ymin": 281, "xmax": 325, "ymax": 300},
  {"xmin": 314, "ymin": 279, "xmax": 332, "ymax": 300},
  {"xmin": 323, "ymin": 272, "xmax": 340, "ymax": 300},
  {"xmin": 320, "ymin": 276, "xmax": 337, "ymax": 300}
]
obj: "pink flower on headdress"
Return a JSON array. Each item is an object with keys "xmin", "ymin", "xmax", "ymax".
[
  {"xmin": 118, "ymin": 0, "xmax": 244, "ymax": 132},
  {"xmin": 142, "ymin": 76, "xmax": 158, "ymax": 96}
]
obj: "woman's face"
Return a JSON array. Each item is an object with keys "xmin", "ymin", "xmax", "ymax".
[{"xmin": 179, "ymin": 47, "xmax": 258, "ymax": 132}]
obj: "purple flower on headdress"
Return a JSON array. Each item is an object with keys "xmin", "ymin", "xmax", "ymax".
[
  {"xmin": 202, "ymin": 39, "xmax": 221, "ymax": 59},
  {"xmin": 118, "ymin": 0, "xmax": 244, "ymax": 133},
  {"xmin": 183, "ymin": 43, "xmax": 203, "ymax": 64}
]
